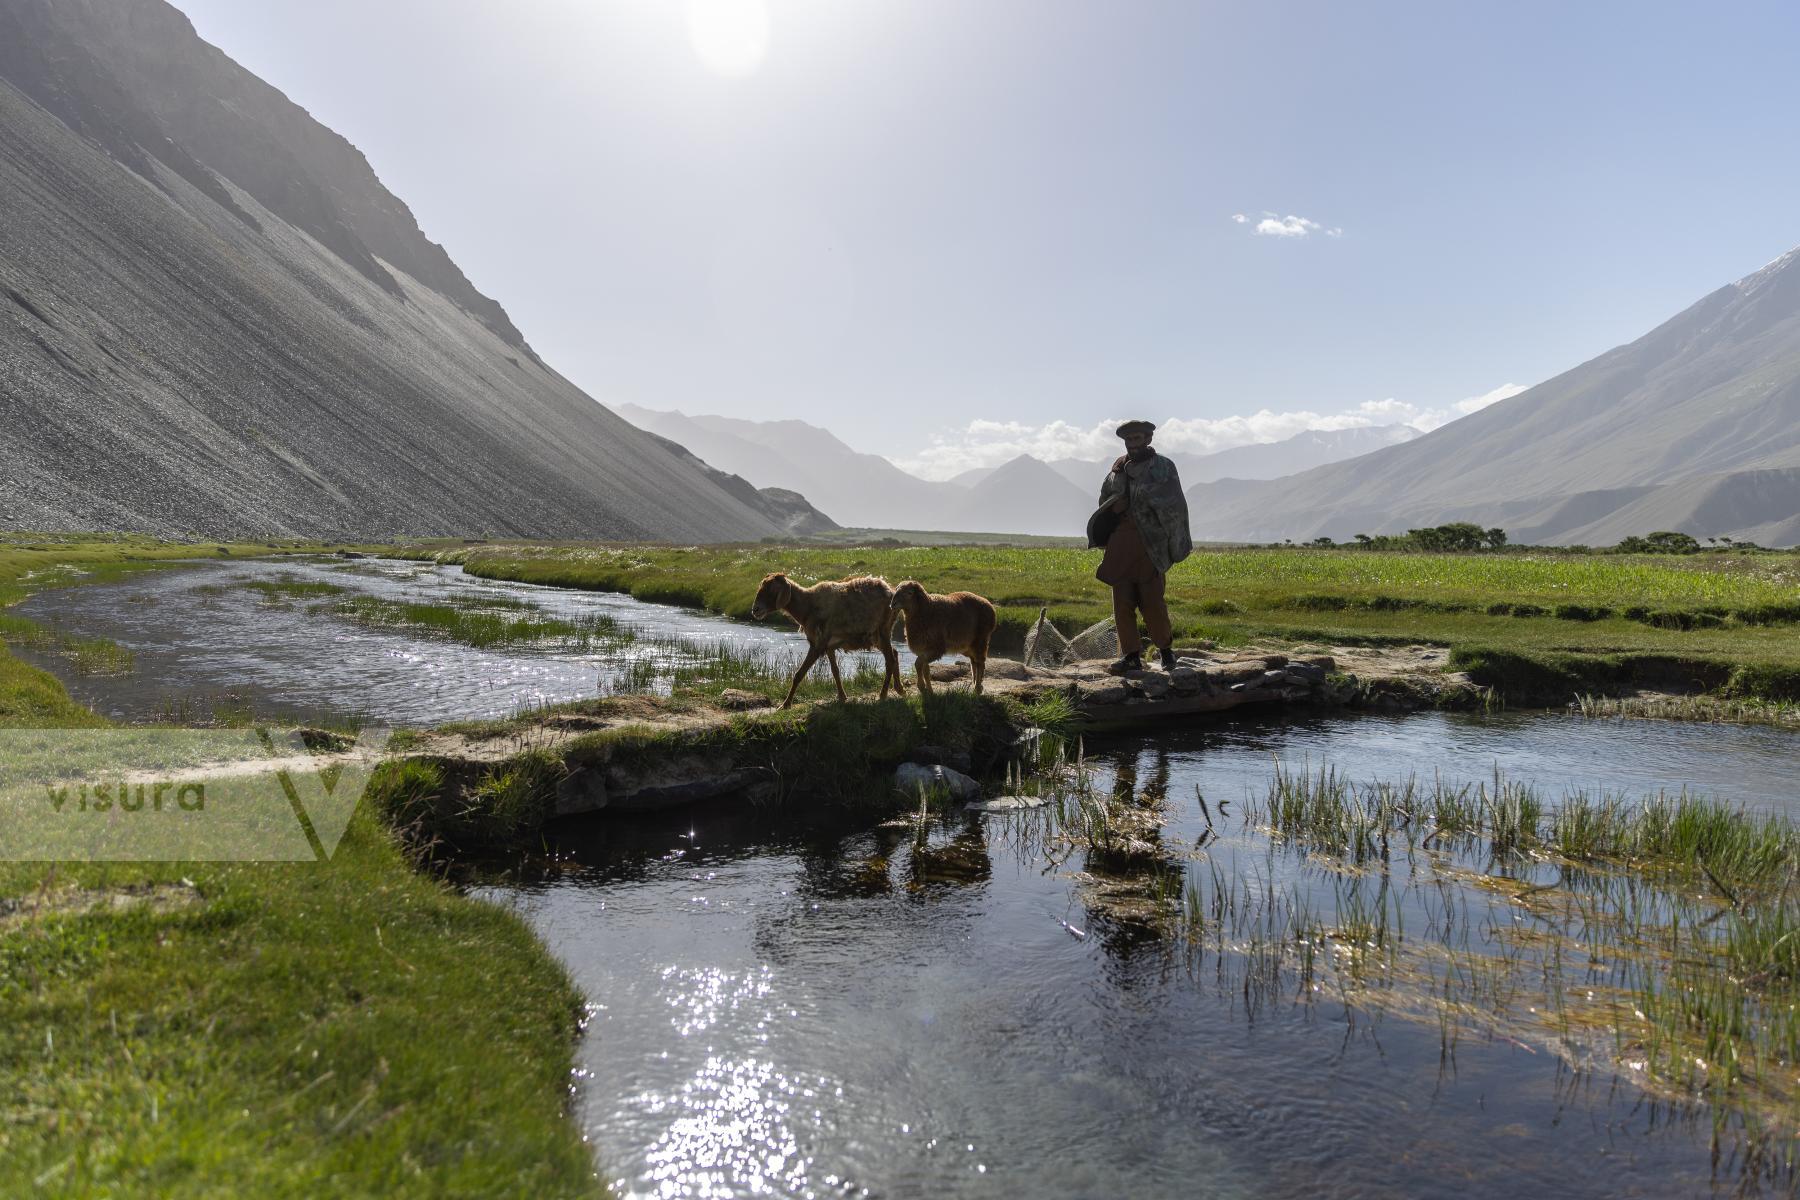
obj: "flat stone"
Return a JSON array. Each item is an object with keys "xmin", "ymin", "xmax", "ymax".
[
  {"xmin": 1212, "ymin": 663, "xmax": 1276, "ymax": 686},
  {"xmin": 716, "ymin": 688, "xmax": 773, "ymax": 711},
  {"xmin": 1169, "ymin": 667, "xmax": 1204, "ymax": 691},
  {"xmin": 964, "ymin": 794, "xmax": 1051, "ymax": 813},
  {"xmin": 1221, "ymin": 654, "xmax": 1287, "ymax": 670},
  {"xmin": 929, "ymin": 661, "xmax": 972, "ymax": 682},
  {"xmin": 1083, "ymin": 684, "xmax": 1131, "ymax": 706},
  {"xmin": 894, "ymin": 762, "xmax": 981, "ymax": 803},
  {"xmin": 1283, "ymin": 663, "xmax": 1327, "ymax": 685},
  {"xmin": 1134, "ymin": 674, "xmax": 1173, "ymax": 699},
  {"xmin": 982, "ymin": 659, "xmax": 1031, "ymax": 681}
]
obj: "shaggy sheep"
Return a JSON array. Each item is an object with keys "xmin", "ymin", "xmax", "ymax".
[
  {"xmin": 892, "ymin": 581, "xmax": 996, "ymax": 695},
  {"xmin": 750, "ymin": 573, "xmax": 905, "ymax": 709}
]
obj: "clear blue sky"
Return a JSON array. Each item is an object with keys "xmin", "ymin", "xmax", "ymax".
[{"xmin": 176, "ymin": 0, "xmax": 1800, "ymax": 473}]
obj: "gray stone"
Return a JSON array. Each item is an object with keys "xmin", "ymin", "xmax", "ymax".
[
  {"xmin": 981, "ymin": 658, "xmax": 1031, "ymax": 681},
  {"xmin": 964, "ymin": 794, "xmax": 1052, "ymax": 813},
  {"xmin": 1083, "ymin": 684, "xmax": 1132, "ymax": 706},
  {"xmin": 1134, "ymin": 674, "xmax": 1173, "ymax": 699},
  {"xmin": 716, "ymin": 688, "xmax": 773, "ymax": 711},
  {"xmin": 1284, "ymin": 662, "xmax": 1327, "ymax": 685},
  {"xmin": 894, "ymin": 762, "xmax": 981, "ymax": 803},
  {"xmin": 1169, "ymin": 667, "xmax": 1205, "ymax": 691}
]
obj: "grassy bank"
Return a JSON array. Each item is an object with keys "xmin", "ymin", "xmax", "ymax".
[
  {"xmin": 392, "ymin": 540, "xmax": 1800, "ymax": 704},
  {"xmin": 0, "ymin": 534, "xmax": 603, "ymax": 1197}
]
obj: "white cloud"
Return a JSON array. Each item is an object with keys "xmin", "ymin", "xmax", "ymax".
[
  {"xmin": 1255, "ymin": 214, "xmax": 1318, "ymax": 238},
  {"xmin": 1451, "ymin": 382, "xmax": 1527, "ymax": 417},
  {"xmin": 1235, "ymin": 210, "xmax": 1343, "ymax": 239},
  {"xmin": 887, "ymin": 385, "xmax": 1528, "ymax": 480}
]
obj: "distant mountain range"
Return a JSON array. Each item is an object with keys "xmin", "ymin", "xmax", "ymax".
[
  {"xmin": 616, "ymin": 404, "xmax": 1418, "ymax": 537},
  {"xmin": 0, "ymin": 0, "xmax": 826, "ymax": 540},
  {"xmin": 950, "ymin": 425, "xmax": 1421, "ymax": 490},
  {"xmin": 1188, "ymin": 250, "xmax": 1800, "ymax": 546}
]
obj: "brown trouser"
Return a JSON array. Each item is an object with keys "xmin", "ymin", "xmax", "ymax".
[{"xmin": 1112, "ymin": 575, "xmax": 1172, "ymax": 654}]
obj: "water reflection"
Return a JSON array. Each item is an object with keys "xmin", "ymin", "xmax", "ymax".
[
  {"xmin": 13, "ymin": 556, "xmax": 912, "ymax": 726},
  {"xmin": 491, "ymin": 713, "xmax": 1800, "ymax": 1198}
]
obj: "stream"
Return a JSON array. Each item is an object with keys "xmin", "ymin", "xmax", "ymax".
[{"xmin": 15, "ymin": 556, "xmax": 1800, "ymax": 1198}]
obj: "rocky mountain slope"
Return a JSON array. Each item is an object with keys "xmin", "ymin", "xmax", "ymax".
[
  {"xmin": 1189, "ymin": 250, "xmax": 1800, "ymax": 545},
  {"xmin": 1179, "ymin": 425, "xmax": 1420, "ymax": 484},
  {"xmin": 0, "ymin": 0, "xmax": 823, "ymax": 541},
  {"xmin": 947, "ymin": 455, "xmax": 1094, "ymax": 537}
]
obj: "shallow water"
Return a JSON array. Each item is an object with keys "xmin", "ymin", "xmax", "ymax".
[
  {"xmin": 497, "ymin": 713, "xmax": 1800, "ymax": 1200},
  {"xmin": 18, "ymin": 558, "xmax": 1800, "ymax": 1196},
  {"xmin": 13, "ymin": 556, "xmax": 906, "ymax": 726}
]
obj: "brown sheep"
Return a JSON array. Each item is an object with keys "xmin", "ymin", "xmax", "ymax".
[
  {"xmin": 892, "ymin": 581, "xmax": 996, "ymax": 695},
  {"xmin": 750, "ymin": 573, "xmax": 905, "ymax": 709}
]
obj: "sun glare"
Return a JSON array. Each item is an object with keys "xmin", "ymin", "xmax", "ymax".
[{"xmin": 685, "ymin": 0, "xmax": 771, "ymax": 78}]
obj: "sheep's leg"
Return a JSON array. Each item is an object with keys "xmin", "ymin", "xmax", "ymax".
[
  {"xmin": 881, "ymin": 643, "xmax": 904, "ymax": 699},
  {"xmin": 915, "ymin": 657, "xmax": 933, "ymax": 696},
  {"xmin": 782, "ymin": 646, "xmax": 824, "ymax": 710},
  {"xmin": 971, "ymin": 650, "xmax": 986, "ymax": 695},
  {"xmin": 826, "ymin": 651, "xmax": 848, "ymax": 702}
]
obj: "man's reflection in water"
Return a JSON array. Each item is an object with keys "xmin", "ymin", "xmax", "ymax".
[
  {"xmin": 905, "ymin": 814, "xmax": 993, "ymax": 891},
  {"xmin": 1082, "ymin": 744, "xmax": 1188, "ymax": 966}
]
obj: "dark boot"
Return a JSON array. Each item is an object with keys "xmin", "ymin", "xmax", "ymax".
[
  {"xmin": 1106, "ymin": 651, "xmax": 1143, "ymax": 677},
  {"xmin": 1159, "ymin": 646, "xmax": 1178, "ymax": 672}
]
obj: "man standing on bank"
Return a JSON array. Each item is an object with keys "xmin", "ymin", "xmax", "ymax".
[{"xmin": 1088, "ymin": 420, "xmax": 1193, "ymax": 676}]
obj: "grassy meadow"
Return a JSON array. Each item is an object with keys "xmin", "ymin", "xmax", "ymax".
[
  {"xmin": 0, "ymin": 534, "xmax": 603, "ymax": 1198},
  {"xmin": 397, "ymin": 540, "xmax": 1800, "ymax": 702}
]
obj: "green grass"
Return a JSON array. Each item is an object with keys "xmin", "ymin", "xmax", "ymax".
[
  {"xmin": 243, "ymin": 577, "xmax": 349, "ymax": 602},
  {"xmin": 386, "ymin": 540, "xmax": 1800, "ymax": 704},
  {"xmin": 0, "ymin": 533, "xmax": 603, "ymax": 1195},
  {"xmin": 323, "ymin": 596, "xmax": 624, "ymax": 650},
  {"xmin": 0, "ymin": 812, "xmax": 598, "ymax": 1198}
]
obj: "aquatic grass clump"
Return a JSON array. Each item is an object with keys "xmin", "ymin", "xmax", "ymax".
[
  {"xmin": 325, "ymin": 595, "xmax": 626, "ymax": 650},
  {"xmin": 0, "ymin": 612, "xmax": 135, "ymax": 676},
  {"xmin": 1165, "ymin": 758, "xmax": 1800, "ymax": 1159},
  {"xmin": 1574, "ymin": 692, "xmax": 1800, "ymax": 727},
  {"xmin": 241, "ymin": 577, "xmax": 347, "ymax": 602}
]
